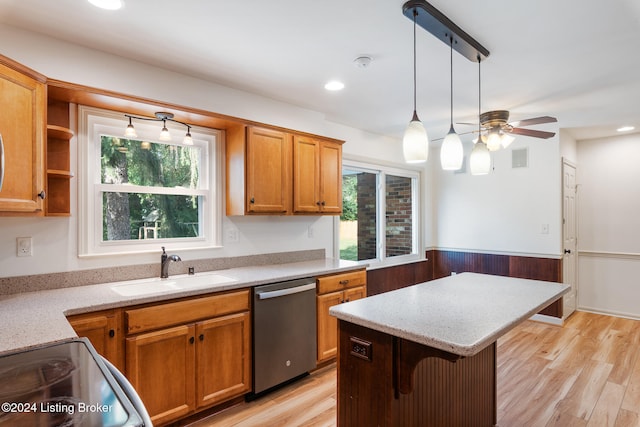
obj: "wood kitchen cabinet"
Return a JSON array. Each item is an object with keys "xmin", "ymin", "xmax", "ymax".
[
  {"xmin": 316, "ymin": 269, "xmax": 367, "ymax": 363},
  {"xmin": 0, "ymin": 55, "xmax": 46, "ymax": 214},
  {"xmin": 227, "ymin": 125, "xmax": 292, "ymax": 215},
  {"xmin": 125, "ymin": 290, "xmax": 251, "ymax": 426},
  {"xmin": 67, "ymin": 309, "xmax": 124, "ymax": 372},
  {"xmin": 293, "ymin": 135, "xmax": 342, "ymax": 214},
  {"xmin": 226, "ymin": 124, "xmax": 344, "ymax": 216},
  {"xmin": 45, "ymin": 99, "xmax": 73, "ymax": 216}
]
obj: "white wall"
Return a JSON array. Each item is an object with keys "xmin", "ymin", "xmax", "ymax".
[
  {"xmin": 0, "ymin": 24, "xmax": 564, "ymax": 281},
  {"xmin": 0, "ymin": 25, "xmax": 401, "ymax": 278},
  {"xmin": 577, "ymin": 132, "xmax": 640, "ymax": 318},
  {"xmin": 431, "ymin": 135, "xmax": 563, "ymax": 257}
]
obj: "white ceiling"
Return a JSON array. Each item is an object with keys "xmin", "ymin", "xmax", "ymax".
[{"xmin": 1, "ymin": 0, "xmax": 639, "ymax": 142}]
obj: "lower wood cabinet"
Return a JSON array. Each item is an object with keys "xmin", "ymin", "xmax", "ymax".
[
  {"xmin": 316, "ymin": 269, "xmax": 367, "ymax": 363},
  {"xmin": 67, "ymin": 309, "xmax": 124, "ymax": 372},
  {"xmin": 124, "ymin": 289, "xmax": 251, "ymax": 426}
]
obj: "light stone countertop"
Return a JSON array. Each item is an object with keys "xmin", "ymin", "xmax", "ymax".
[
  {"xmin": 329, "ymin": 272, "xmax": 570, "ymax": 357},
  {"xmin": 0, "ymin": 258, "xmax": 362, "ymax": 355}
]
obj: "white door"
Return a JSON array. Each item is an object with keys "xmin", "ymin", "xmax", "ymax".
[{"xmin": 562, "ymin": 159, "xmax": 577, "ymax": 318}]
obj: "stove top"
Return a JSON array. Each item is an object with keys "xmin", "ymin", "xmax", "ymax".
[{"xmin": 0, "ymin": 338, "xmax": 143, "ymax": 427}]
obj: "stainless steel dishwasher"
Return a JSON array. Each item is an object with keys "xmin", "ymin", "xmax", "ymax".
[{"xmin": 251, "ymin": 277, "xmax": 317, "ymax": 397}]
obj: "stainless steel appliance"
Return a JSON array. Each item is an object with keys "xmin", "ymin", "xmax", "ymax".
[
  {"xmin": 0, "ymin": 338, "xmax": 147, "ymax": 426},
  {"xmin": 252, "ymin": 277, "xmax": 317, "ymax": 396}
]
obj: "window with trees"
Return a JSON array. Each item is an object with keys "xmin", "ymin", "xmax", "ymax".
[
  {"xmin": 339, "ymin": 160, "xmax": 420, "ymax": 266},
  {"xmin": 79, "ymin": 106, "xmax": 221, "ymax": 256}
]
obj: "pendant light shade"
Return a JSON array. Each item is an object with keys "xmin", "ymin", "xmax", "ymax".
[
  {"xmin": 403, "ymin": 111, "xmax": 429, "ymax": 163},
  {"xmin": 441, "ymin": 126, "xmax": 463, "ymax": 170},
  {"xmin": 403, "ymin": 8, "xmax": 429, "ymax": 164},
  {"xmin": 470, "ymin": 54, "xmax": 491, "ymax": 175},
  {"xmin": 470, "ymin": 139, "xmax": 490, "ymax": 175},
  {"xmin": 440, "ymin": 35, "xmax": 463, "ymax": 170}
]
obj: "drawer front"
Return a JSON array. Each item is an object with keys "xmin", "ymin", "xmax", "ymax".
[
  {"xmin": 317, "ymin": 269, "xmax": 366, "ymax": 294},
  {"xmin": 126, "ymin": 289, "xmax": 250, "ymax": 335}
]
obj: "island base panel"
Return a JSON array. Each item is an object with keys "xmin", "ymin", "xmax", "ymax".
[{"xmin": 337, "ymin": 320, "xmax": 497, "ymax": 427}]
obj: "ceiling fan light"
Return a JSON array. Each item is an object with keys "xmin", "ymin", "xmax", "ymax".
[
  {"xmin": 486, "ymin": 131, "xmax": 502, "ymax": 151},
  {"xmin": 441, "ymin": 127, "xmax": 463, "ymax": 170},
  {"xmin": 501, "ymin": 133, "xmax": 515, "ymax": 148},
  {"xmin": 470, "ymin": 141, "xmax": 491, "ymax": 175},
  {"xmin": 403, "ymin": 112, "xmax": 429, "ymax": 163}
]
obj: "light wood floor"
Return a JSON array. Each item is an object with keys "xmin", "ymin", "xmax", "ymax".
[{"xmin": 188, "ymin": 311, "xmax": 640, "ymax": 427}]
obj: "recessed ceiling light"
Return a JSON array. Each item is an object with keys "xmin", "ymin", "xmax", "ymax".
[
  {"xmin": 88, "ymin": 0, "xmax": 123, "ymax": 10},
  {"xmin": 617, "ymin": 126, "xmax": 635, "ymax": 132},
  {"xmin": 324, "ymin": 80, "xmax": 345, "ymax": 91}
]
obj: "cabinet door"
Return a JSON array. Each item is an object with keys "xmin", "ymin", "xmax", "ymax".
[
  {"xmin": 343, "ymin": 285, "xmax": 367, "ymax": 303},
  {"xmin": 126, "ymin": 325, "xmax": 196, "ymax": 426},
  {"xmin": 67, "ymin": 310, "xmax": 123, "ymax": 371},
  {"xmin": 293, "ymin": 135, "xmax": 320, "ymax": 213},
  {"xmin": 246, "ymin": 126, "xmax": 291, "ymax": 213},
  {"xmin": 0, "ymin": 60, "xmax": 45, "ymax": 213},
  {"xmin": 317, "ymin": 290, "xmax": 344, "ymax": 362},
  {"xmin": 196, "ymin": 312, "xmax": 251, "ymax": 408},
  {"xmin": 319, "ymin": 140, "xmax": 342, "ymax": 213}
]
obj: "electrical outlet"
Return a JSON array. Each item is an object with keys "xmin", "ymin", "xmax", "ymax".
[
  {"xmin": 541, "ymin": 224, "xmax": 549, "ymax": 234},
  {"xmin": 308, "ymin": 226, "xmax": 314, "ymax": 238},
  {"xmin": 17, "ymin": 237, "xmax": 32, "ymax": 257},
  {"xmin": 225, "ymin": 228, "xmax": 239, "ymax": 243}
]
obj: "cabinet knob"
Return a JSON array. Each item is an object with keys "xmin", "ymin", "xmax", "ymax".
[
  {"xmin": 108, "ymin": 329, "xmax": 115, "ymax": 338},
  {"xmin": 189, "ymin": 336, "xmax": 195, "ymax": 344},
  {"xmin": 321, "ymin": 201, "xmax": 326, "ymax": 206},
  {"xmin": 339, "ymin": 280, "xmax": 350, "ymax": 285},
  {"xmin": 199, "ymin": 334, "xmax": 204, "ymax": 341},
  {"xmin": 316, "ymin": 201, "xmax": 321, "ymax": 205},
  {"xmin": 250, "ymin": 197, "xmax": 255, "ymax": 204},
  {"xmin": 38, "ymin": 190, "xmax": 46, "ymax": 199}
]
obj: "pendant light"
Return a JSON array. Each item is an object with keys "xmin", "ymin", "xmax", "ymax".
[
  {"xmin": 440, "ymin": 35, "xmax": 463, "ymax": 170},
  {"xmin": 402, "ymin": 8, "xmax": 429, "ymax": 164},
  {"xmin": 470, "ymin": 55, "xmax": 491, "ymax": 175}
]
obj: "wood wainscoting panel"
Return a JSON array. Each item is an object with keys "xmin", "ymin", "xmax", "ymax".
[{"xmin": 366, "ymin": 260, "xmax": 429, "ymax": 296}]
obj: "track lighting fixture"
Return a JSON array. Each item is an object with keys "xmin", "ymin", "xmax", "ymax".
[{"xmin": 123, "ymin": 112, "xmax": 194, "ymax": 145}]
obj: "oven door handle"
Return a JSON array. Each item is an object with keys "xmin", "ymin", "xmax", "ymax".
[{"xmin": 257, "ymin": 282, "xmax": 316, "ymax": 300}]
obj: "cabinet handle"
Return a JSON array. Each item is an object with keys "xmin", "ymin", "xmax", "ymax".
[
  {"xmin": 108, "ymin": 329, "xmax": 115, "ymax": 338},
  {"xmin": 199, "ymin": 334, "xmax": 204, "ymax": 341},
  {"xmin": 345, "ymin": 298, "xmax": 350, "ymax": 303},
  {"xmin": 38, "ymin": 190, "xmax": 46, "ymax": 200},
  {"xmin": 189, "ymin": 336, "xmax": 195, "ymax": 344},
  {"xmin": 0, "ymin": 133, "xmax": 4, "ymax": 192},
  {"xmin": 339, "ymin": 279, "xmax": 350, "ymax": 285}
]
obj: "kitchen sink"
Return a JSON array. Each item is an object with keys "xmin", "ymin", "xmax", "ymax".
[{"xmin": 111, "ymin": 273, "xmax": 238, "ymax": 296}]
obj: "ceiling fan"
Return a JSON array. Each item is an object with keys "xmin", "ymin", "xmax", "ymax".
[{"xmin": 470, "ymin": 110, "xmax": 557, "ymax": 151}]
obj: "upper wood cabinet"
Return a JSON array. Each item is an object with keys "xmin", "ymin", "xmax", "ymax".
[
  {"xmin": 227, "ymin": 124, "xmax": 343, "ymax": 216},
  {"xmin": 0, "ymin": 56, "xmax": 46, "ymax": 214},
  {"xmin": 227, "ymin": 125, "xmax": 292, "ymax": 215},
  {"xmin": 293, "ymin": 135, "xmax": 342, "ymax": 214}
]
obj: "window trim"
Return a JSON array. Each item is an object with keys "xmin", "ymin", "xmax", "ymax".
[
  {"xmin": 337, "ymin": 159, "xmax": 422, "ymax": 268},
  {"xmin": 78, "ymin": 105, "xmax": 223, "ymax": 257}
]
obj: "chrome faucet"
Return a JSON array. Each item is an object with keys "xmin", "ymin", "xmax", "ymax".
[{"xmin": 160, "ymin": 246, "xmax": 181, "ymax": 278}]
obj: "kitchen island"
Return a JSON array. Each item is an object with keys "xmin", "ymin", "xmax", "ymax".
[{"xmin": 329, "ymin": 272, "xmax": 569, "ymax": 427}]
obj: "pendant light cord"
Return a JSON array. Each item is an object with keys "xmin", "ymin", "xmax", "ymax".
[
  {"xmin": 412, "ymin": 9, "xmax": 418, "ymax": 113},
  {"xmin": 478, "ymin": 54, "xmax": 482, "ymax": 139},
  {"xmin": 449, "ymin": 35, "xmax": 454, "ymax": 128}
]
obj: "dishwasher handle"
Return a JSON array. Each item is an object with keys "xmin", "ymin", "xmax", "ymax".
[{"xmin": 257, "ymin": 282, "xmax": 316, "ymax": 300}]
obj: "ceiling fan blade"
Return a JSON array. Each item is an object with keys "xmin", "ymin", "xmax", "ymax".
[
  {"xmin": 507, "ymin": 127, "xmax": 556, "ymax": 139},
  {"xmin": 509, "ymin": 116, "xmax": 557, "ymax": 127},
  {"xmin": 456, "ymin": 122, "xmax": 478, "ymax": 126}
]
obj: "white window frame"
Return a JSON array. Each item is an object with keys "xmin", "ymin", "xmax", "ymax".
[
  {"xmin": 78, "ymin": 106, "xmax": 223, "ymax": 257},
  {"xmin": 337, "ymin": 159, "xmax": 422, "ymax": 268}
]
